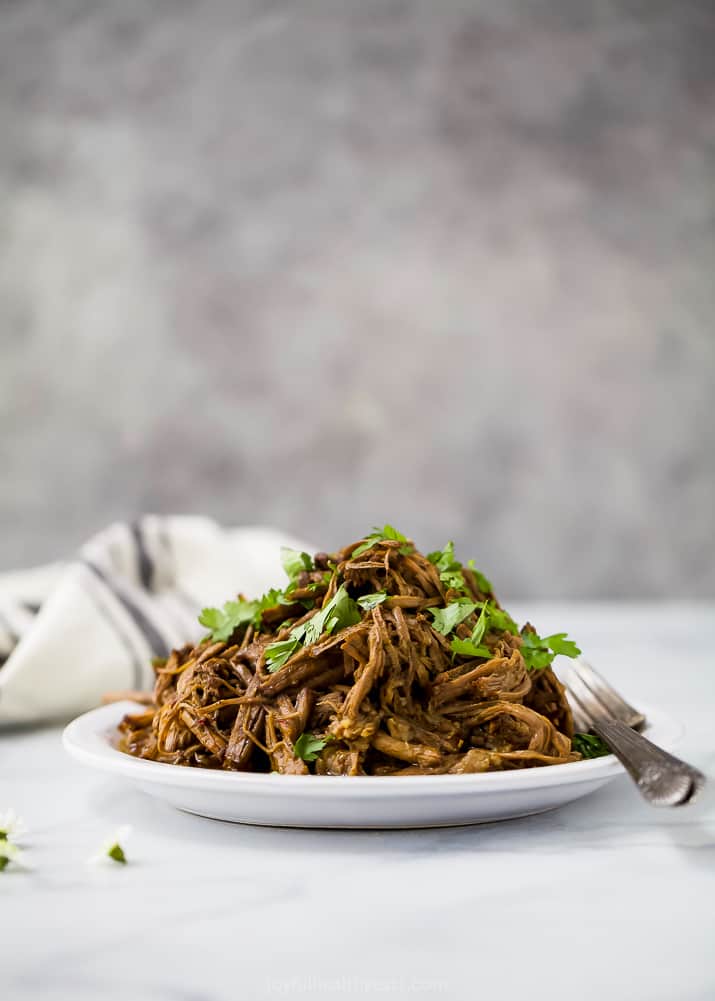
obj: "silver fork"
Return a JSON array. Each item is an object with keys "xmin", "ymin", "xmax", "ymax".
[{"xmin": 562, "ymin": 659, "xmax": 705, "ymax": 807}]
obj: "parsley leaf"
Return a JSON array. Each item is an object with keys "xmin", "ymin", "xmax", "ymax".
[
  {"xmin": 519, "ymin": 631, "xmax": 553, "ymax": 670},
  {"xmin": 357, "ymin": 591, "xmax": 388, "ymax": 610},
  {"xmin": 427, "ymin": 544, "xmax": 493, "ymax": 596},
  {"xmin": 448, "ymin": 600, "xmax": 517, "ymax": 659},
  {"xmin": 543, "ymin": 633, "xmax": 581, "ymax": 658},
  {"xmin": 438, "ymin": 599, "xmax": 517, "ymax": 657},
  {"xmin": 303, "ymin": 583, "xmax": 361, "ymax": 645},
  {"xmin": 264, "ymin": 637, "xmax": 302, "ymax": 673},
  {"xmin": 467, "ymin": 559, "xmax": 493, "ymax": 594},
  {"xmin": 449, "ymin": 601, "xmax": 491, "ymax": 658},
  {"xmin": 428, "ymin": 541, "xmax": 468, "ymax": 593},
  {"xmin": 487, "ymin": 605, "xmax": 518, "ymax": 635},
  {"xmin": 427, "ymin": 541, "xmax": 457, "ymax": 572},
  {"xmin": 255, "ymin": 588, "xmax": 285, "ymax": 614},
  {"xmin": 470, "ymin": 601, "xmax": 489, "ymax": 646},
  {"xmin": 439, "ymin": 568, "xmax": 467, "ymax": 592},
  {"xmin": 429, "ymin": 599, "xmax": 477, "ymax": 636},
  {"xmin": 293, "ymin": 732, "xmax": 330, "ymax": 761},
  {"xmin": 265, "ymin": 584, "xmax": 361, "ymax": 673},
  {"xmin": 199, "ymin": 587, "xmax": 287, "ymax": 640},
  {"xmin": 198, "ymin": 600, "xmax": 257, "ymax": 641},
  {"xmin": 450, "ymin": 638, "xmax": 492, "ymax": 658},
  {"xmin": 352, "ymin": 525, "xmax": 412, "ymax": 558},
  {"xmin": 281, "ymin": 547, "xmax": 314, "ymax": 581},
  {"xmin": 519, "ymin": 629, "xmax": 581, "ymax": 671},
  {"xmin": 572, "ymin": 733, "xmax": 610, "ymax": 759}
]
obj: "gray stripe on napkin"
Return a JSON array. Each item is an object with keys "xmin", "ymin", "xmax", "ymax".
[
  {"xmin": 81, "ymin": 563, "xmax": 147, "ymax": 689},
  {"xmin": 84, "ymin": 560, "xmax": 170, "ymax": 660}
]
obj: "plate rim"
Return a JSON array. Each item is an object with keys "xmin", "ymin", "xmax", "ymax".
[{"xmin": 62, "ymin": 700, "xmax": 683, "ymax": 796}]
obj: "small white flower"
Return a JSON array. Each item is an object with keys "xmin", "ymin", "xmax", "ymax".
[
  {"xmin": 0, "ymin": 808, "xmax": 27, "ymax": 842},
  {"xmin": 0, "ymin": 839, "xmax": 22, "ymax": 871},
  {"xmin": 89, "ymin": 825, "xmax": 133, "ymax": 865}
]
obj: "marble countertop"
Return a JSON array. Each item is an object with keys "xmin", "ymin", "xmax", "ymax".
[{"xmin": 3, "ymin": 604, "xmax": 714, "ymax": 1001}]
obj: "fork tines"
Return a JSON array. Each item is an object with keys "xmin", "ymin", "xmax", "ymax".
[{"xmin": 563, "ymin": 658, "xmax": 646, "ymax": 732}]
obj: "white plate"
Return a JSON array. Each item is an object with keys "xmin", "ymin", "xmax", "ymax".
[{"xmin": 63, "ymin": 700, "xmax": 682, "ymax": 829}]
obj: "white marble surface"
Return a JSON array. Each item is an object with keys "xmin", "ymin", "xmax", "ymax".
[{"xmin": 2, "ymin": 604, "xmax": 714, "ymax": 1001}]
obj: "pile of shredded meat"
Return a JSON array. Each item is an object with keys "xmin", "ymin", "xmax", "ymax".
[{"xmin": 118, "ymin": 532, "xmax": 580, "ymax": 774}]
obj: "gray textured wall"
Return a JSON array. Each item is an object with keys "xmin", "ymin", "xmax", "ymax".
[{"xmin": 1, "ymin": 0, "xmax": 714, "ymax": 598}]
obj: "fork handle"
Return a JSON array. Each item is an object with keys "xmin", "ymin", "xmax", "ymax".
[{"xmin": 591, "ymin": 718, "xmax": 705, "ymax": 807}]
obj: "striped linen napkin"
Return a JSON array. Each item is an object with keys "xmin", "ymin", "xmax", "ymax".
[{"xmin": 0, "ymin": 516, "xmax": 312, "ymax": 726}]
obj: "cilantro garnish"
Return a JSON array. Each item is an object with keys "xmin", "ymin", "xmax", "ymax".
[
  {"xmin": 467, "ymin": 559, "xmax": 493, "ymax": 594},
  {"xmin": 280, "ymin": 547, "xmax": 314, "ymax": 582},
  {"xmin": 264, "ymin": 584, "xmax": 361, "ymax": 673},
  {"xmin": 519, "ymin": 630, "xmax": 581, "ymax": 671},
  {"xmin": 486, "ymin": 605, "xmax": 518, "ymax": 635},
  {"xmin": 198, "ymin": 599, "xmax": 258, "ymax": 641},
  {"xmin": 352, "ymin": 525, "xmax": 413, "ymax": 558},
  {"xmin": 199, "ymin": 588, "xmax": 286, "ymax": 641},
  {"xmin": 449, "ymin": 600, "xmax": 492, "ymax": 658},
  {"xmin": 444, "ymin": 600, "xmax": 519, "ymax": 659},
  {"xmin": 572, "ymin": 733, "xmax": 610, "ymax": 759},
  {"xmin": 427, "ymin": 541, "xmax": 468, "ymax": 593},
  {"xmin": 293, "ymin": 732, "xmax": 330, "ymax": 761},
  {"xmin": 264, "ymin": 637, "xmax": 302, "ymax": 672},
  {"xmin": 357, "ymin": 591, "xmax": 388, "ymax": 610},
  {"xmin": 256, "ymin": 588, "xmax": 287, "ymax": 614},
  {"xmin": 450, "ymin": 637, "xmax": 492, "ymax": 658},
  {"xmin": 302, "ymin": 583, "xmax": 361, "ymax": 645},
  {"xmin": 426, "ymin": 541, "xmax": 456, "ymax": 570},
  {"xmin": 429, "ymin": 598, "xmax": 477, "ymax": 636}
]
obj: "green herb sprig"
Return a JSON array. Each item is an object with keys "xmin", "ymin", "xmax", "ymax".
[
  {"xmin": 519, "ymin": 630, "xmax": 581, "ymax": 671},
  {"xmin": 264, "ymin": 583, "xmax": 361, "ymax": 673},
  {"xmin": 429, "ymin": 598, "xmax": 477, "ymax": 636},
  {"xmin": 352, "ymin": 525, "xmax": 413, "ymax": 558},
  {"xmin": 280, "ymin": 547, "xmax": 314, "ymax": 582},
  {"xmin": 357, "ymin": 591, "xmax": 388, "ymax": 610},
  {"xmin": 427, "ymin": 541, "xmax": 468, "ymax": 593},
  {"xmin": 293, "ymin": 732, "xmax": 330, "ymax": 761},
  {"xmin": 449, "ymin": 600, "xmax": 492, "ymax": 658},
  {"xmin": 572, "ymin": 733, "xmax": 611, "ymax": 759}
]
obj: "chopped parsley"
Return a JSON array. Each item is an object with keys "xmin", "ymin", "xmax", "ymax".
[
  {"xmin": 198, "ymin": 599, "xmax": 258, "ymax": 641},
  {"xmin": 486, "ymin": 605, "xmax": 518, "ymax": 635},
  {"xmin": 293, "ymin": 732, "xmax": 330, "ymax": 761},
  {"xmin": 201, "ymin": 533, "xmax": 581, "ymax": 684},
  {"xmin": 357, "ymin": 591, "xmax": 388, "ymax": 610},
  {"xmin": 427, "ymin": 540, "xmax": 457, "ymax": 571},
  {"xmin": 572, "ymin": 733, "xmax": 610, "ymax": 759},
  {"xmin": 199, "ymin": 588, "xmax": 286, "ymax": 641},
  {"xmin": 429, "ymin": 598, "xmax": 478, "ymax": 636},
  {"xmin": 449, "ymin": 600, "xmax": 492, "ymax": 658},
  {"xmin": 302, "ymin": 583, "xmax": 361, "ymax": 644},
  {"xmin": 280, "ymin": 547, "xmax": 314, "ymax": 582},
  {"xmin": 264, "ymin": 584, "xmax": 361, "ymax": 673},
  {"xmin": 264, "ymin": 637, "xmax": 302, "ymax": 672},
  {"xmin": 430, "ymin": 599, "xmax": 517, "ymax": 659},
  {"xmin": 428, "ymin": 543, "xmax": 494, "ymax": 596},
  {"xmin": 426, "ymin": 593, "xmax": 580, "ymax": 671},
  {"xmin": 427, "ymin": 541, "xmax": 468, "ymax": 593},
  {"xmin": 467, "ymin": 559, "xmax": 493, "ymax": 595},
  {"xmin": 519, "ymin": 629, "xmax": 581, "ymax": 671},
  {"xmin": 450, "ymin": 637, "xmax": 492, "ymax": 659},
  {"xmin": 352, "ymin": 525, "xmax": 413, "ymax": 558}
]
